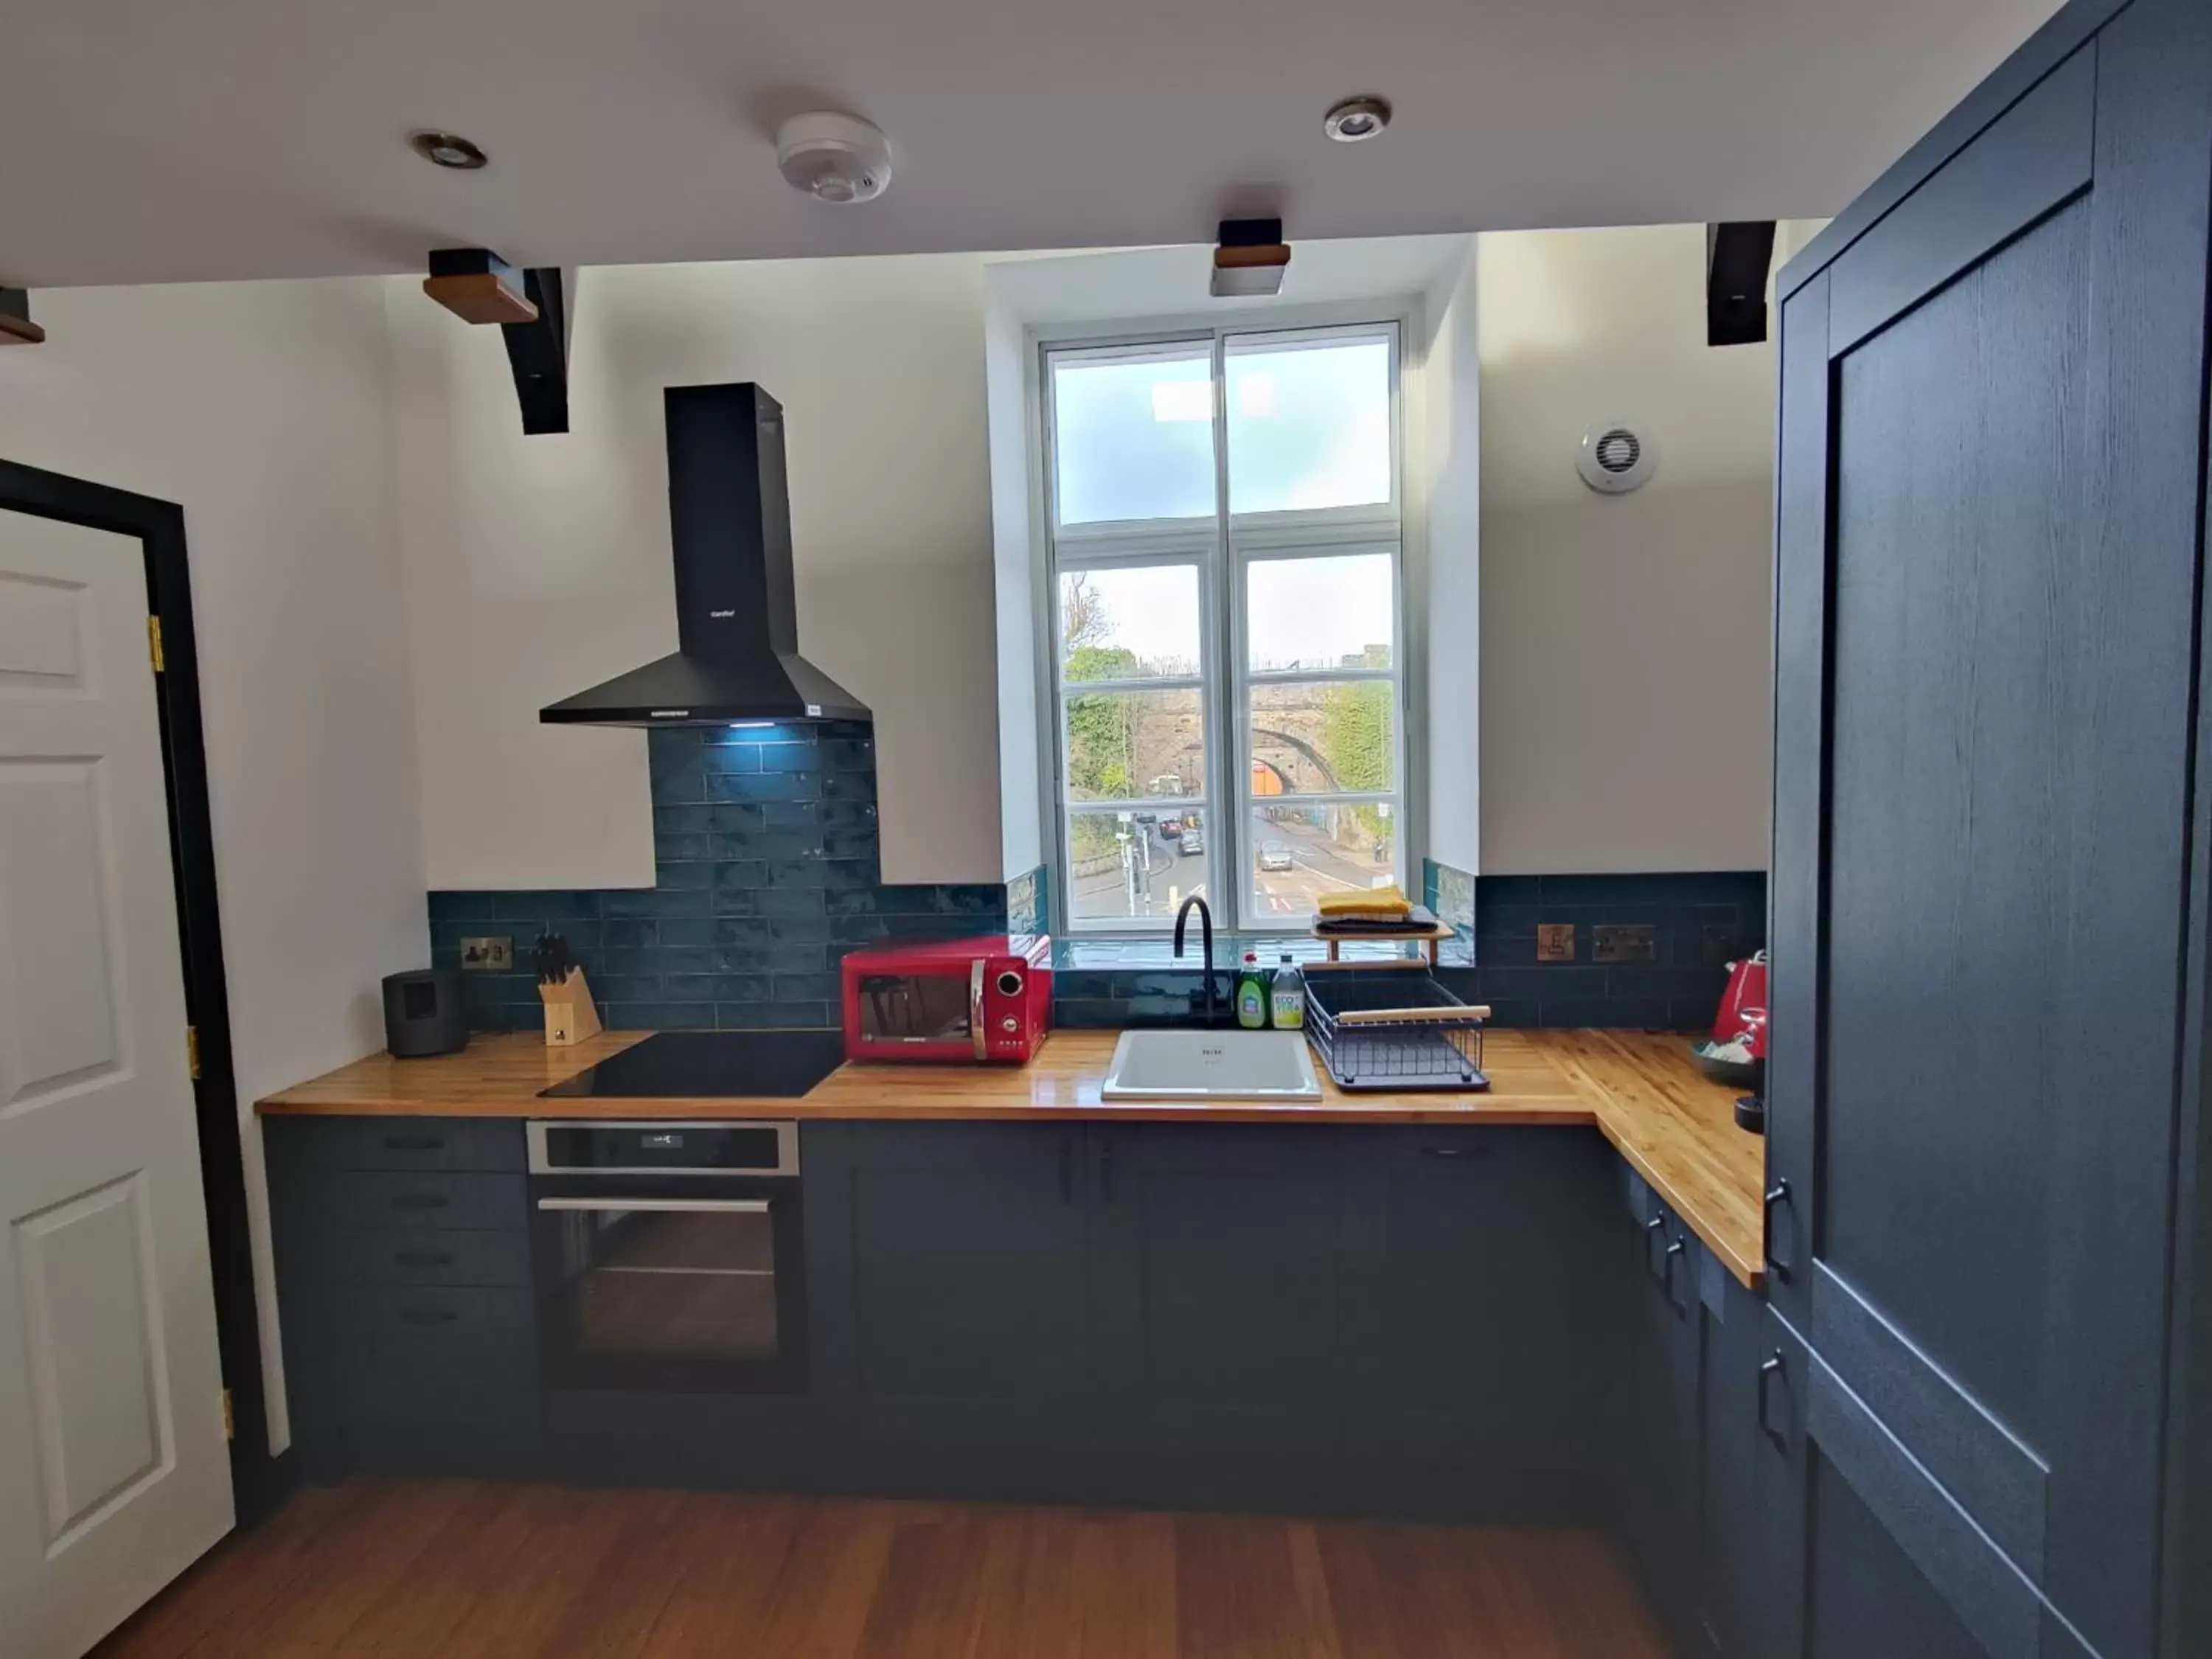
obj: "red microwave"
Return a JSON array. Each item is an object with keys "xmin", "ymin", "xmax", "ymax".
[{"xmin": 840, "ymin": 935, "xmax": 1054, "ymax": 1063}]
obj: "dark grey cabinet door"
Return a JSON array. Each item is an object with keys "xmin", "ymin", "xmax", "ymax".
[
  {"xmin": 1767, "ymin": 4, "xmax": 2212, "ymax": 1653},
  {"xmin": 1338, "ymin": 1127, "xmax": 1613, "ymax": 1479},
  {"xmin": 1088, "ymin": 1124, "xmax": 1343, "ymax": 1453},
  {"xmin": 1700, "ymin": 1270, "xmax": 1782, "ymax": 1659},
  {"xmin": 1617, "ymin": 1199, "xmax": 1704, "ymax": 1655},
  {"xmin": 1755, "ymin": 1310, "xmax": 2096, "ymax": 1659},
  {"xmin": 803, "ymin": 1121, "xmax": 1092, "ymax": 1444}
]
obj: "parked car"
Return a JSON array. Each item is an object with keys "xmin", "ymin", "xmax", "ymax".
[
  {"xmin": 1178, "ymin": 822, "xmax": 1205, "ymax": 855},
  {"xmin": 1258, "ymin": 840, "xmax": 1295, "ymax": 872}
]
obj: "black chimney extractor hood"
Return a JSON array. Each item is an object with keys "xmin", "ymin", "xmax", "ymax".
[{"xmin": 540, "ymin": 383, "xmax": 869, "ymax": 726}]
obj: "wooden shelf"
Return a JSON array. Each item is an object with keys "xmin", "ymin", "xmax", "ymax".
[{"xmin": 1310, "ymin": 921, "xmax": 1456, "ymax": 968}]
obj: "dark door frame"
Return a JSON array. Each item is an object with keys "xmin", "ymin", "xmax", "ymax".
[{"xmin": 0, "ymin": 456, "xmax": 289, "ymax": 1525}]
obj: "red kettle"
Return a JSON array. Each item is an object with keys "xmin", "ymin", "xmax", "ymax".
[
  {"xmin": 1691, "ymin": 950, "xmax": 1767, "ymax": 1096},
  {"xmin": 1712, "ymin": 950, "xmax": 1767, "ymax": 1060}
]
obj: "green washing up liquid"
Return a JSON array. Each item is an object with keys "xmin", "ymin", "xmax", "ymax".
[{"xmin": 1234, "ymin": 953, "xmax": 1269, "ymax": 1029}]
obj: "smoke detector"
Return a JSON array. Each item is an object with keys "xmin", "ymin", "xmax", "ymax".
[
  {"xmin": 776, "ymin": 112, "xmax": 894, "ymax": 205},
  {"xmin": 1576, "ymin": 419, "xmax": 1659, "ymax": 493}
]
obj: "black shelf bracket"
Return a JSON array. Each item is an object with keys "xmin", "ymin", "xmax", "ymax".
[{"xmin": 501, "ymin": 266, "xmax": 573, "ymax": 436}]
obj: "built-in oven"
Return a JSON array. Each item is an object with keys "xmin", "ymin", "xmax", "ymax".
[{"xmin": 526, "ymin": 1120, "xmax": 805, "ymax": 1395}]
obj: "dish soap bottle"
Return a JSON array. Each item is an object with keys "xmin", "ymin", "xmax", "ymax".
[
  {"xmin": 1270, "ymin": 953, "xmax": 1305, "ymax": 1030},
  {"xmin": 1234, "ymin": 953, "xmax": 1270, "ymax": 1029}
]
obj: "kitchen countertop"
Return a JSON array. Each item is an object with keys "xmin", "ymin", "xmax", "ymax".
[{"xmin": 257, "ymin": 1026, "xmax": 1767, "ymax": 1287}]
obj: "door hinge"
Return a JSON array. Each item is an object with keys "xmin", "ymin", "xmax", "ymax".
[
  {"xmin": 187, "ymin": 1026, "xmax": 201, "ymax": 1081},
  {"xmin": 221, "ymin": 1388, "xmax": 234, "ymax": 1441},
  {"xmin": 147, "ymin": 616, "xmax": 165, "ymax": 674}
]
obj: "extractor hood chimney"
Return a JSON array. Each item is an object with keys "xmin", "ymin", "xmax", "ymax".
[{"xmin": 540, "ymin": 383, "xmax": 869, "ymax": 726}]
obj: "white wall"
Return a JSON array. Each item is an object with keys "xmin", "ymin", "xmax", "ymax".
[
  {"xmin": 1419, "ymin": 247, "xmax": 1481, "ymax": 874},
  {"xmin": 0, "ymin": 279, "xmax": 428, "ymax": 1450},
  {"xmin": 389, "ymin": 254, "xmax": 1006, "ymax": 890},
  {"xmin": 984, "ymin": 289, "xmax": 1043, "ymax": 881},
  {"xmin": 1477, "ymin": 224, "xmax": 1775, "ymax": 874}
]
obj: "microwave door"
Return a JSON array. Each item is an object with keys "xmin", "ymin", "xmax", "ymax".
[{"xmin": 859, "ymin": 973, "xmax": 976, "ymax": 1046}]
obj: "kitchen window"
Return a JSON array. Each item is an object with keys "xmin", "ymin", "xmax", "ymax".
[{"xmin": 1042, "ymin": 323, "xmax": 1406, "ymax": 933}]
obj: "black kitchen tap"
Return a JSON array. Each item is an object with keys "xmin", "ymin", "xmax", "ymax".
[{"xmin": 1173, "ymin": 895, "xmax": 1217, "ymax": 1028}]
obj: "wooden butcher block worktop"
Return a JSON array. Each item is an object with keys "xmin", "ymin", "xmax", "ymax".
[{"xmin": 258, "ymin": 1026, "xmax": 1766, "ymax": 1286}]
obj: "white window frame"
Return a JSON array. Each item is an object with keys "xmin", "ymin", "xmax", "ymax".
[{"xmin": 1033, "ymin": 307, "xmax": 1420, "ymax": 935}]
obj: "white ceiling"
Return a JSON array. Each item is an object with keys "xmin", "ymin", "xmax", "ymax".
[{"xmin": 0, "ymin": 0, "xmax": 2056, "ymax": 290}]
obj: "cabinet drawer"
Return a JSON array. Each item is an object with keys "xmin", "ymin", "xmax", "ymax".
[
  {"xmin": 335, "ymin": 1171, "xmax": 526, "ymax": 1231},
  {"xmin": 339, "ymin": 1227, "xmax": 530, "ymax": 1288},
  {"xmin": 346, "ymin": 1285, "xmax": 536, "ymax": 1425},
  {"xmin": 324, "ymin": 1117, "xmax": 525, "ymax": 1173}
]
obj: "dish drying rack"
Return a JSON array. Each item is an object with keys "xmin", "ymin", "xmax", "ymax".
[{"xmin": 1302, "ymin": 969, "xmax": 1490, "ymax": 1092}]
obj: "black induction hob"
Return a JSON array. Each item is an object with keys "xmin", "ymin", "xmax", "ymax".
[{"xmin": 537, "ymin": 1029, "xmax": 848, "ymax": 1099}]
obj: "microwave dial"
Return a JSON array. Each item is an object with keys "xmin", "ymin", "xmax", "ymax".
[{"xmin": 996, "ymin": 970, "xmax": 1024, "ymax": 998}]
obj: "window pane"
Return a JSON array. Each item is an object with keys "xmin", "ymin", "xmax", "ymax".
[
  {"xmin": 1052, "ymin": 349, "xmax": 1217, "ymax": 525},
  {"xmin": 1060, "ymin": 566, "xmax": 1203, "ymax": 681},
  {"xmin": 1065, "ymin": 687, "xmax": 1205, "ymax": 803},
  {"xmin": 1068, "ymin": 808, "xmax": 1210, "ymax": 927},
  {"xmin": 1249, "ymin": 804, "xmax": 1399, "ymax": 919},
  {"xmin": 1246, "ymin": 554, "xmax": 1396, "ymax": 672},
  {"xmin": 1249, "ymin": 680, "xmax": 1397, "ymax": 796},
  {"xmin": 1225, "ymin": 336, "xmax": 1391, "ymax": 515}
]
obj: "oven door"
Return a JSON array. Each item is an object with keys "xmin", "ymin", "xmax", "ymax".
[
  {"xmin": 530, "ymin": 1175, "xmax": 805, "ymax": 1394},
  {"xmin": 852, "ymin": 962, "xmax": 986, "ymax": 1059}
]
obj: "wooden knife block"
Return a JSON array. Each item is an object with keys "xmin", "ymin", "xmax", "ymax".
[{"xmin": 538, "ymin": 967, "xmax": 602, "ymax": 1047}]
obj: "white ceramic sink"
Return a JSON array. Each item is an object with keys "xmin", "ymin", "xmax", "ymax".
[{"xmin": 1099, "ymin": 1029, "xmax": 1322, "ymax": 1102}]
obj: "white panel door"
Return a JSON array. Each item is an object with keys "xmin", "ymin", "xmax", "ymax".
[{"xmin": 0, "ymin": 509, "xmax": 231, "ymax": 1659}]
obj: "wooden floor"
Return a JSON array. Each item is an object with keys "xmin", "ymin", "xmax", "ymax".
[{"xmin": 92, "ymin": 1480, "xmax": 1671, "ymax": 1658}]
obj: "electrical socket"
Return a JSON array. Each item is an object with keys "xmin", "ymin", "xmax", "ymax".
[
  {"xmin": 1593, "ymin": 923, "xmax": 1657, "ymax": 964},
  {"xmin": 1537, "ymin": 923, "xmax": 1576, "ymax": 963},
  {"xmin": 459, "ymin": 936, "xmax": 513, "ymax": 972}
]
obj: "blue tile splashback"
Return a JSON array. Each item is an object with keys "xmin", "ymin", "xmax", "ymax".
[
  {"xmin": 429, "ymin": 722, "xmax": 1006, "ymax": 1033},
  {"xmin": 1050, "ymin": 870, "xmax": 1765, "ymax": 1031}
]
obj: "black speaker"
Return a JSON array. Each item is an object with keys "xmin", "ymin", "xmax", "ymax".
[
  {"xmin": 1706, "ymin": 222, "xmax": 1778, "ymax": 347},
  {"xmin": 382, "ymin": 968, "xmax": 468, "ymax": 1058}
]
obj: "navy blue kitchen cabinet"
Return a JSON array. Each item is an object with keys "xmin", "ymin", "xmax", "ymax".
[
  {"xmin": 1745, "ymin": 1310, "xmax": 2101, "ymax": 1659},
  {"xmin": 802, "ymin": 1121, "xmax": 1093, "ymax": 1458},
  {"xmin": 265, "ymin": 1115, "xmax": 539, "ymax": 1480},
  {"xmin": 1087, "ymin": 1123, "xmax": 1346, "ymax": 1467},
  {"xmin": 1698, "ymin": 1248, "xmax": 1787, "ymax": 1659},
  {"xmin": 1767, "ymin": 0, "xmax": 2212, "ymax": 1654},
  {"xmin": 1338, "ymin": 1126, "xmax": 1617, "ymax": 1519},
  {"xmin": 1614, "ymin": 1170, "xmax": 1708, "ymax": 1656},
  {"xmin": 803, "ymin": 1119, "xmax": 1620, "ymax": 1513}
]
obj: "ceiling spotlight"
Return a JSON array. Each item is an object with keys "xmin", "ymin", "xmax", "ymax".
[
  {"xmin": 1323, "ymin": 97, "xmax": 1393, "ymax": 143},
  {"xmin": 411, "ymin": 131, "xmax": 489, "ymax": 170}
]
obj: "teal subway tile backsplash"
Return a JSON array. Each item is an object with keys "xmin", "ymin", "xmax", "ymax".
[{"xmin": 428, "ymin": 721, "xmax": 1006, "ymax": 1033}]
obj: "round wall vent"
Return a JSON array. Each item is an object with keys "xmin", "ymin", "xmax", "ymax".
[{"xmin": 1576, "ymin": 419, "xmax": 1659, "ymax": 493}]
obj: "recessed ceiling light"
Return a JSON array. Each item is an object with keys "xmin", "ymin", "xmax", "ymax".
[
  {"xmin": 411, "ymin": 131, "xmax": 489, "ymax": 170},
  {"xmin": 1324, "ymin": 97, "xmax": 1393, "ymax": 143}
]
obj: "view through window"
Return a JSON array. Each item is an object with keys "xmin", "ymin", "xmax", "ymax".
[{"xmin": 1044, "ymin": 324, "xmax": 1405, "ymax": 931}]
